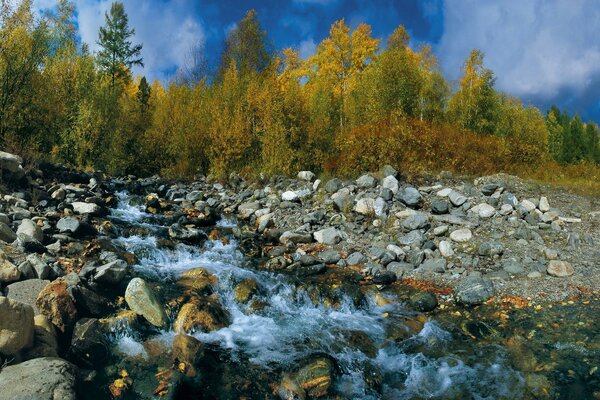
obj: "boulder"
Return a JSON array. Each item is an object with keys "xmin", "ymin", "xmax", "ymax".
[
  {"xmin": 409, "ymin": 292, "xmax": 438, "ymax": 312},
  {"xmin": 71, "ymin": 201, "xmax": 102, "ymax": 215},
  {"xmin": 448, "ymin": 191, "xmax": 467, "ymax": 207},
  {"xmin": 324, "ymin": 178, "xmax": 343, "ymax": 194},
  {"xmin": 354, "ymin": 197, "xmax": 376, "ymax": 215},
  {"xmin": 398, "ymin": 187, "xmax": 422, "ymax": 208},
  {"xmin": 124, "ymin": 277, "xmax": 168, "ymax": 328},
  {"xmin": 539, "ymin": 196, "xmax": 550, "ymax": 212},
  {"xmin": 174, "ymin": 298, "xmax": 230, "ymax": 334},
  {"xmin": 454, "ymin": 276, "xmax": 494, "ymax": 305},
  {"xmin": 35, "ymin": 278, "xmax": 78, "ymax": 333},
  {"xmin": 93, "ymin": 259, "xmax": 129, "ymax": 285},
  {"xmin": 473, "ymin": 203, "xmax": 496, "ymax": 218},
  {"xmin": 0, "ymin": 357, "xmax": 78, "ymax": 400},
  {"xmin": 237, "ymin": 202, "xmax": 260, "ymax": 220},
  {"xmin": 68, "ymin": 318, "xmax": 108, "ymax": 367},
  {"xmin": 234, "ymin": 278, "xmax": 258, "ymax": 303},
  {"xmin": 0, "ymin": 296, "xmax": 34, "ymax": 355},
  {"xmin": 356, "ymin": 174, "xmax": 377, "ymax": 188},
  {"xmin": 0, "ymin": 151, "xmax": 23, "ymax": 174},
  {"xmin": 431, "ymin": 200, "xmax": 449, "ymax": 215},
  {"xmin": 438, "ymin": 240, "xmax": 454, "ymax": 257},
  {"xmin": 546, "ymin": 260, "xmax": 574, "ymax": 277},
  {"xmin": 278, "ymin": 356, "xmax": 335, "ymax": 399},
  {"xmin": 16, "ymin": 219, "xmax": 43, "ymax": 242},
  {"xmin": 0, "ymin": 222, "xmax": 16, "ymax": 243},
  {"xmin": 4, "ymin": 279, "xmax": 49, "ymax": 314},
  {"xmin": 297, "ymin": 171, "xmax": 315, "ymax": 181},
  {"xmin": 313, "ymin": 227, "xmax": 343, "ymax": 245},
  {"xmin": 23, "ymin": 315, "xmax": 58, "ymax": 358},
  {"xmin": 401, "ymin": 213, "xmax": 430, "ymax": 231},
  {"xmin": 331, "ymin": 189, "xmax": 353, "ymax": 212},
  {"xmin": 382, "ymin": 175, "xmax": 399, "ymax": 194},
  {"xmin": 0, "ymin": 252, "xmax": 20, "ymax": 284},
  {"xmin": 56, "ymin": 217, "xmax": 97, "ymax": 238}
]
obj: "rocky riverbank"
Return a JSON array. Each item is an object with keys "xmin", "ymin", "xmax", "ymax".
[{"xmin": 0, "ymin": 151, "xmax": 599, "ymax": 399}]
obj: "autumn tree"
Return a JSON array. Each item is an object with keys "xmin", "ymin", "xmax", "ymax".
[{"xmin": 447, "ymin": 49, "xmax": 499, "ymax": 134}]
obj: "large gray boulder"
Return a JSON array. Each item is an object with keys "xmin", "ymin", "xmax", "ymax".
[
  {"xmin": 454, "ymin": 276, "xmax": 494, "ymax": 305},
  {"xmin": 0, "ymin": 357, "xmax": 78, "ymax": 400},
  {"xmin": 0, "ymin": 296, "xmax": 34, "ymax": 355},
  {"xmin": 125, "ymin": 277, "xmax": 168, "ymax": 328}
]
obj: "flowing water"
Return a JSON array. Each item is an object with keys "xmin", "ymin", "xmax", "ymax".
[{"xmin": 92, "ymin": 192, "xmax": 600, "ymax": 399}]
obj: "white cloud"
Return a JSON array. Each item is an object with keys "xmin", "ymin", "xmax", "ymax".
[
  {"xmin": 35, "ymin": 0, "xmax": 205, "ymax": 83},
  {"xmin": 438, "ymin": 0, "xmax": 600, "ymax": 100},
  {"xmin": 298, "ymin": 38, "xmax": 316, "ymax": 59}
]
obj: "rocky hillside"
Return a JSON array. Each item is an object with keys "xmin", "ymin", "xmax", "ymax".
[{"xmin": 0, "ymin": 150, "xmax": 599, "ymax": 399}]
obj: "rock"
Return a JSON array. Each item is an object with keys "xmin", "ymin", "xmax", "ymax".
[
  {"xmin": 409, "ymin": 292, "xmax": 438, "ymax": 312},
  {"xmin": 382, "ymin": 175, "xmax": 399, "ymax": 194},
  {"xmin": 24, "ymin": 315, "xmax": 58, "ymax": 358},
  {"xmin": 176, "ymin": 268, "xmax": 217, "ymax": 294},
  {"xmin": 454, "ymin": 276, "xmax": 494, "ymax": 305},
  {"xmin": 448, "ymin": 191, "xmax": 467, "ymax": 207},
  {"xmin": 68, "ymin": 318, "xmax": 108, "ymax": 367},
  {"xmin": 318, "ymin": 249, "xmax": 341, "ymax": 264},
  {"xmin": 0, "ymin": 222, "xmax": 16, "ymax": 243},
  {"xmin": 546, "ymin": 260, "xmax": 574, "ymax": 277},
  {"xmin": 0, "ymin": 252, "xmax": 20, "ymax": 284},
  {"xmin": 0, "ymin": 151, "xmax": 23, "ymax": 174},
  {"xmin": 69, "ymin": 285, "xmax": 113, "ymax": 317},
  {"xmin": 282, "ymin": 189, "xmax": 311, "ymax": 202},
  {"xmin": 56, "ymin": 217, "xmax": 97, "ymax": 237},
  {"xmin": 433, "ymin": 225, "xmax": 449, "ymax": 236},
  {"xmin": 431, "ymin": 200, "xmax": 449, "ymax": 215},
  {"xmin": 347, "ymin": 252, "xmax": 368, "ymax": 266},
  {"xmin": 474, "ymin": 203, "xmax": 496, "ymax": 218},
  {"xmin": 372, "ymin": 270, "xmax": 397, "ymax": 285},
  {"xmin": 418, "ymin": 258, "xmax": 446, "ymax": 273},
  {"xmin": 436, "ymin": 188, "xmax": 452, "ymax": 197},
  {"xmin": 0, "ymin": 357, "xmax": 78, "ymax": 400},
  {"xmin": 356, "ymin": 174, "xmax": 377, "ymax": 188},
  {"xmin": 278, "ymin": 356, "xmax": 335, "ymax": 399},
  {"xmin": 71, "ymin": 201, "xmax": 102, "ymax": 215},
  {"xmin": 168, "ymin": 225, "xmax": 206, "ymax": 244},
  {"xmin": 500, "ymin": 204, "xmax": 513, "ymax": 215},
  {"xmin": 51, "ymin": 188, "xmax": 66, "ymax": 201},
  {"xmin": 313, "ymin": 227, "xmax": 343, "ymax": 245},
  {"xmin": 4, "ymin": 279, "xmax": 49, "ymax": 314},
  {"xmin": 539, "ymin": 196, "xmax": 550, "ymax": 212},
  {"xmin": 174, "ymin": 298, "xmax": 230, "ymax": 334},
  {"xmin": 439, "ymin": 240, "xmax": 454, "ymax": 257},
  {"xmin": 481, "ymin": 183, "xmax": 499, "ymax": 196},
  {"xmin": 125, "ymin": 277, "xmax": 168, "ymax": 328},
  {"xmin": 398, "ymin": 187, "xmax": 421, "ymax": 208},
  {"xmin": 520, "ymin": 199, "xmax": 536, "ymax": 212},
  {"xmin": 331, "ymin": 188, "xmax": 353, "ymax": 212},
  {"xmin": 16, "ymin": 219, "xmax": 43, "ymax": 242},
  {"xmin": 234, "ymin": 278, "xmax": 258, "ymax": 303},
  {"xmin": 382, "ymin": 164, "xmax": 398, "ymax": 177},
  {"xmin": 502, "ymin": 259, "xmax": 525, "ymax": 274},
  {"xmin": 279, "ymin": 231, "xmax": 312, "ymax": 245},
  {"xmin": 354, "ymin": 197, "xmax": 376, "ymax": 216},
  {"xmin": 398, "ymin": 230, "xmax": 425, "ymax": 247},
  {"xmin": 543, "ymin": 248, "xmax": 559, "ymax": 260},
  {"xmin": 16, "ymin": 233, "xmax": 45, "ymax": 253},
  {"xmin": 238, "ymin": 201, "xmax": 260, "ymax": 219},
  {"xmin": 450, "ymin": 228, "xmax": 472, "ymax": 242},
  {"xmin": 172, "ymin": 334, "xmax": 204, "ymax": 376},
  {"xmin": 401, "ymin": 213, "xmax": 429, "ymax": 231},
  {"xmin": 501, "ymin": 192, "xmax": 518, "ymax": 207},
  {"xmin": 298, "ymin": 171, "xmax": 315, "ymax": 181},
  {"xmin": 93, "ymin": 259, "xmax": 129, "ymax": 285},
  {"xmin": 324, "ymin": 178, "xmax": 343, "ymax": 194},
  {"xmin": 478, "ymin": 241, "xmax": 504, "ymax": 257},
  {"xmin": 35, "ymin": 278, "xmax": 78, "ymax": 333},
  {"xmin": 373, "ymin": 197, "xmax": 388, "ymax": 217},
  {"xmin": 0, "ymin": 296, "xmax": 34, "ymax": 355},
  {"xmin": 26, "ymin": 254, "xmax": 50, "ymax": 279},
  {"xmin": 386, "ymin": 262, "xmax": 414, "ymax": 277}
]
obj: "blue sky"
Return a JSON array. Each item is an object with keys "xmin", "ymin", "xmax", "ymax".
[{"xmin": 35, "ymin": 0, "xmax": 600, "ymax": 121}]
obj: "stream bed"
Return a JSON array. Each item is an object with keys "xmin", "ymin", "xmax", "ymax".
[{"xmin": 90, "ymin": 192, "xmax": 599, "ymax": 400}]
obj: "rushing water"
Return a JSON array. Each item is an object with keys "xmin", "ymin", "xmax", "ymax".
[{"xmin": 96, "ymin": 193, "xmax": 599, "ymax": 399}]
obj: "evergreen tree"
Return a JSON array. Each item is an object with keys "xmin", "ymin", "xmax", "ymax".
[{"xmin": 96, "ymin": 1, "xmax": 143, "ymax": 89}]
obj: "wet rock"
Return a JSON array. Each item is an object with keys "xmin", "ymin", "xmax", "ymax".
[
  {"xmin": 68, "ymin": 318, "xmax": 108, "ymax": 367},
  {"xmin": 4, "ymin": 279, "xmax": 49, "ymax": 314},
  {"xmin": 0, "ymin": 222, "xmax": 16, "ymax": 243},
  {"xmin": 125, "ymin": 277, "xmax": 168, "ymax": 328},
  {"xmin": 372, "ymin": 270, "xmax": 397, "ymax": 285},
  {"xmin": 93, "ymin": 259, "xmax": 129, "ymax": 285},
  {"xmin": 398, "ymin": 187, "xmax": 422, "ymax": 208},
  {"xmin": 234, "ymin": 278, "xmax": 258, "ymax": 303},
  {"xmin": 172, "ymin": 334, "xmax": 204, "ymax": 376},
  {"xmin": 478, "ymin": 241, "xmax": 504, "ymax": 257},
  {"xmin": 177, "ymin": 267, "xmax": 216, "ymax": 294},
  {"xmin": 0, "ymin": 251, "xmax": 20, "ymax": 284},
  {"xmin": 450, "ymin": 228, "xmax": 472, "ymax": 243},
  {"xmin": 431, "ymin": 200, "xmax": 449, "ymax": 214},
  {"xmin": 454, "ymin": 276, "xmax": 494, "ymax": 305},
  {"xmin": 69, "ymin": 284, "xmax": 113, "ymax": 317},
  {"xmin": 174, "ymin": 298, "xmax": 230, "ymax": 334},
  {"xmin": 0, "ymin": 357, "xmax": 78, "ymax": 400},
  {"xmin": 546, "ymin": 260, "xmax": 574, "ymax": 277},
  {"xmin": 36, "ymin": 278, "xmax": 78, "ymax": 333},
  {"xmin": 278, "ymin": 356, "xmax": 335, "ymax": 399},
  {"xmin": 409, "ymin": 291, "xmax": 438, "ymax": 312},
  {"xmin": 0, "ymin": 296, "xmax": 34, "ymax": 355},
  {"xmin": 23, "ymin": 315, "xmax": 58, "ymax": 358},
  {"xmin": 168, "ymin": 225, "xmax": 206, "ymax": 244},
  {"xmin": 313, "ymin": 227, "xmax": 343, "ymax": 245}
]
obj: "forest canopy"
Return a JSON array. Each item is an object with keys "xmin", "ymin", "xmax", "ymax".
[{"xmin": 1, "ymin": 0, "xmax": 598, "ymax": 183}]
